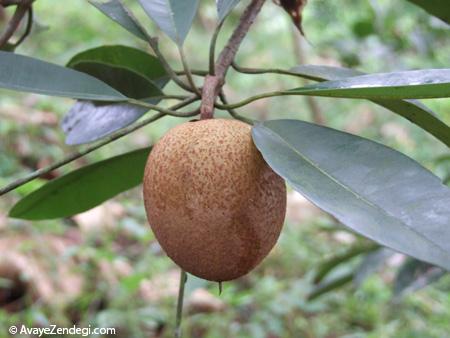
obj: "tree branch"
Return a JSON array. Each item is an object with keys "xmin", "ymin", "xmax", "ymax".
[
  {"xmin": 11, "ymin": 4, "xmax": 31, "ymax": 47},
  {"xmin": 115, "ymin": 1, "xmax": 196, "ymax": 94},
  {"xmin": 127, "ymin": 97, "xmax": 198, "ymax": 117},
  {"xmin": 147, "ymin": 36, "xmax": 198, "ymax": 94},
  {"xmin": 215, "ymin": 90, "xmax": 301, "ymax": 110},
  {"xmin": 200, "ymin": 0, "xmax": 266, "ymax": 119},
  {"xmin": 0, "ymin": 0, "xmax": 27, "ymax": 7},
  {"xmin": 215, "ymin": 0, "xmax": 266, "ymax": 79},
  {"xmin": 218, "ymin": 90, "xmax": 254, "ymax": 124},
  {"xmin": 0, "ymin": 0, "xmax": 34, "ymax": 48},
  {"xmin": 231, "ymin": 62, "xmax": 304, "ymax": 77},
  {"xmin": 177, "ymin": 45, "xmax": 202, "ymax": 96}
]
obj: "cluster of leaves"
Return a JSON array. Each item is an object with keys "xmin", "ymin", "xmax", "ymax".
[{"xmin": 0, "ymin": 0, "xmax": 449, "ymax": 303}]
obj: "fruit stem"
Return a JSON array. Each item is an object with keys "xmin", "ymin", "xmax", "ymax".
[{"xmin": 175, "ymin": 270, "xmax": 188, "ymax": 338}]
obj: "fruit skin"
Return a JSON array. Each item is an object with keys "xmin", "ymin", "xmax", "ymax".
[{"xmin": 143, "ymin": 119, "xmax": 286, "ymax": 282}]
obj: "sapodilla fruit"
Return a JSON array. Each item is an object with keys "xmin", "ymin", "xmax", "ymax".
[{"xmin": 143, "ymin": 119, "xmax": 286, "ymax": 281}]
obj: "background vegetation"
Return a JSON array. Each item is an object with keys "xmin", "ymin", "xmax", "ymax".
[{"xmin": 0, "ymin": 0, "xmax": 449, "ymax": 337}]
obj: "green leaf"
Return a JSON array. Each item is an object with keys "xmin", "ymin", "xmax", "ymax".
[
  {"xmin": 9, "ymin": 148, "xmax": 151, "ymax": 220},
  {"xmin": 0, "ymin": 42, "xmax": 16, "ymax": 52},
  {"xmin": 217, "ymin": 0, "xmax": 240, "ymax": 21},
  {"xmin": 445, "ymin": 175, "xmax": 450, "ymax": 185},
  {"xmin": 63, "ymin": 45, "xmax": 169, "ymax": 145},
  {"xmin": 89, "ymin": 0, "xmax": 148, "ymax": 40},
  {"xmin": 61, "ymin": 101, "xmax": 149, "ymax": 145},
  {"xmin": 252, "ymin": 120, "xmax": 450, "ymax": 271},
  {"xmin": 71, "ymin": 63, "xmax": 162, "ymax": 99},
  {"xmin": 138, "ymin": 0, "xmax": 200, "ymax": 45},
  {"xmin": 15, "ymin": 179, "xmax": 47, "ymax": 197},
  {"xmin": 67, "ymin": 45, "xmax": 168, "ymax": 90},
  {"xmin": 289, "ymin": 69, "xmax": 450, "ymax": 100},
  {"xmin": 291, "ymin": 65, "xmax": 364, "ymax": 81},
  {"xmin": 291, "ymin": 65, "xmax": 450, "ymax": 148},
  {"xmin": 0, "ymin": 51, "xmax": 126, "ymax": 101},
  {"xmin": 121, "ymin": 273, "xmax": 148, "ymax": 292},
  {"xmin": 436, "ymin": 154, "xmax": 450, "ymax": 164},
  {"xmin": 67, "ymin": 45, "xmax": 167, "ymax": 99},
  {"xmin": 375, "ymin": 100, "xmax": 450, "ymax": 148},
  {"xmin": 352, "ymin": 19, "xmax": 375, "ymax": 39},
  {"xmin": 394, "ymin": 259, "xmax": 446, "ymax": 298},
  {"xmin": 308, "ymin": 272, "xmax": 354, "ymax": 301},
  {"xmin": 313, "ymin": 243, "xmax": 379, "ymax": 284},
  {"xmin": 406, "ymin": 0, "xmax": 450, "ymax": 24}
]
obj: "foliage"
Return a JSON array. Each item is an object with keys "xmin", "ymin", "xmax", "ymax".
[
  {"xmin": 253, "ymin": 120, "xmax": 450, "ymax": 271},
  {"xmin": 0, "ymin": 0, "xmax": 449, "ymax": 337},
  {"xmin": 9, "ymin": 147, "xmax": 151, "ymax": 219}
]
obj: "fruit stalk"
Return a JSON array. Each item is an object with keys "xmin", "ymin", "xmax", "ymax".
[
  {"xmin": 175, "ymin": 270, "xmax": 187, "ymax": 338},
  {"xmin": 200, "ymin": 0, "xmax": 266, "ymax": 119}
]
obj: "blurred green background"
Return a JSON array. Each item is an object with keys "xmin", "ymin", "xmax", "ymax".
[{"xmin": 0, "ymin": 0, "xmax": 449, "ymax": 337}]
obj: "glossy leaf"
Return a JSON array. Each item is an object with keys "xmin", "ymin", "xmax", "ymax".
[
  {"xmin": 291, "ymin": 65, "xmax": 364, "ymax": 81},
  {"xmin": 407, "ymin": 0, "xmax": 450, "ymax": 24},
  {"xmin": 89, "ymin": 0, "xmax": 148, "ymax": 40},
  {"xmin": 139, "ymin": 0, "xmax": 200, "ymax": 45},
  {"xmin": 0, "ymin": 51, "xmax": 125, "ymax": 101},
  {"xmin": 217, "ymin": 0, "xmax": 240, "ymax": 21},
  {"xmin": 64, "ymin": 45, "xmax": 168, "ymax": 145},
  {"xmin": 71, "ymin": 63, "xmax": 162, "ymax": 99},
  {"xmin": 9, "ymin": 148, "xmax": 151, "ymax": 220},
  {"xmin": 67, "ymin": 45, "xmax": 167, "ymax": 99},
  {"xmin": 291, "ymin": 65, "xmax": 450, "ymax": 148},
  {"xmin": 61, "ymin": 101, "xmax": 148, "ymax": 145},
  {"xmin": 252, "ymin": 120, "xmax": 450, "ymax": 271},
  {"xmin": 289, "ymin": 69, "xmax": 450, "ymax": 99},
  {"xmin": 67, "ymin": 45, "xmax": 168, "ymax": 89}
]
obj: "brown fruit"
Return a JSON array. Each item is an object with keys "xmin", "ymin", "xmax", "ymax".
[{"xmin": 143, "ymin": 119, "xmax": 286, "ymax": 281}]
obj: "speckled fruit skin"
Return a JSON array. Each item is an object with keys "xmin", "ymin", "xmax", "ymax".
[{"xmin": 143, "ymin": 119, "xmax": 286, "ymax": 282}]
